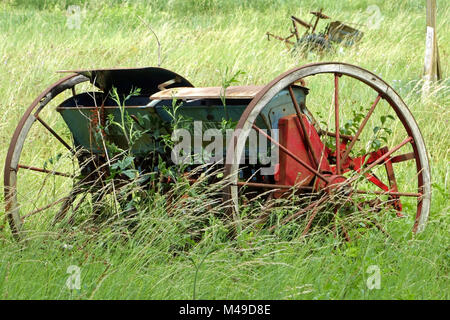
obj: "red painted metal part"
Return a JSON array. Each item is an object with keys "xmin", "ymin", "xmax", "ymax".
[
  {"xmin": 276, "ymin": 114, "xmax": 330, "ymax": 190},
  {"xmin": 381, "ymin": 147, "xmax": 403, "ymax": 215},
  {"xmin": 270, "ymin": 109, "xmax": 409, "ymax": 218},
  {"xmin": 253, "ymin": 124, "xmax": 329, "ymax": 183}
]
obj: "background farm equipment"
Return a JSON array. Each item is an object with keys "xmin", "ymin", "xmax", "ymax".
[
  {"xmin": 266, "ymin": 9, "xmax": 364, "ymax": 53},
  {"xmin": 3, "ymin": 62, "xmax": 431, "ymax": 239}
]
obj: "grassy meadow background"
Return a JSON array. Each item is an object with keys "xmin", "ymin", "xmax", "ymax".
[{"xmin": 0, "ymin": 0, "xmax": 448, "ymax": 299}]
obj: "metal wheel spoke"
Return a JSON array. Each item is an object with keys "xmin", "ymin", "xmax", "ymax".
[
  {"xmin": 288, "ymin": 85, "xmax": 320, "ymax": 167},
  {"xmin": 252, "ymin": 124, "xmax": 329, "ymax": 183},
  {"xmin": 362, "ymin": 171, "xmax": 390, "ymax": 192},
  {"xmin": 353, "ymin": 190, "xmax": 422, "ymax": 198},
  {"xmin": 35, "ymin": 115, "xmax": 74, "ymax": 153},
  {"xmin": 390, "ymin": 152, "xmax": 415, "ymax": 163},
  {"xmin": 341, "ymin": 94, "xmax": 382, "ymax": 163},
  {"xmin": 382, "ymin": 149, "xmax": 404, "ymax": 215},
  {"xmin": 347, "ymin": 136, "xmax": 413, "ymax": 185},
  {"xmin": 18, "ymin": 164, "xmax": 73, "ymax": 178},
  {"xmin": 334, "ymin": 74, "xmax": 341, "ymax": 175},
  {"xmin": 236, "ymin": 181, "xmax": 312, "ymax": 191},
  {"xmin": 21, "ymin": 196, "xmax": 70, "ymax": 220}
]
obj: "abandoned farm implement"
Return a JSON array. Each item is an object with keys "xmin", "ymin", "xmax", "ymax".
[{"xmin": 3, "ymin": 62, "xmax": 431, "ymax": 238}]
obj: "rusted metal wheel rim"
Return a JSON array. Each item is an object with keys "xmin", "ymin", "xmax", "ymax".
[
  {"xmin": 3, "ymin": 74, "xmax": 89, "ymax": 237},
  {"xmin": 224, "ymin": 62, "xmax": 431, "ymax": 234}
]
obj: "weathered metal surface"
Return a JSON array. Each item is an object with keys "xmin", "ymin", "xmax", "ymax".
[
  {"xmin": 150, "ymin": 85, "xmax": 264, "ymax": 100},
  {"xmin": 327, "ymin": 21, "xmax": 364, "ymax": 46},
  {"xmin": 58, "ymin": 67, "xmax": 194, "ymax": 95},
  {"xmin": 56, "ymin": 92, "xmax": 159, "ymax": 155},
  {"xmin": 57, "ymin": 86, "xmax": 308, "ymax": 155}
]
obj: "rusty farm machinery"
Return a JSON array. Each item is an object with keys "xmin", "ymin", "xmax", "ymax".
[
  {"xmin": 266, "ymin": 9, "xmax": 364, "ymax": 53},
  {"xmin": 3, "ymin": 62, "xmax": 431, "ymax": 238}
]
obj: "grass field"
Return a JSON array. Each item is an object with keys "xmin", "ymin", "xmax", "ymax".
[{"xmin": 0, "ymin": 0, "xmax": 449, "ymax": 299}]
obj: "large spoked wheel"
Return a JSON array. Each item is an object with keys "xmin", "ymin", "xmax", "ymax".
[
  {"xmin": 224, "ymin": 62, "xmax": 431, "ymax": 237},
  {"xmin": 3, "ymin": 74, "xmax": 94, "ymax": 238}
]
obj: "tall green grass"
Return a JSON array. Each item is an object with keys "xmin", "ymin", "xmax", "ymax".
[{"xmin": 0, "ymin": 0, "xmax": 448, "ymax": 299}]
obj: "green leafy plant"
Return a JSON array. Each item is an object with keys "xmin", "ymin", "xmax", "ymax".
[
  {"xmin": 367, "ymin": 114, "xmax": 395, "ymax": 152},
  {"xmin": 220, "ymin": 67, "xmax": 245, "ymax": 121}
]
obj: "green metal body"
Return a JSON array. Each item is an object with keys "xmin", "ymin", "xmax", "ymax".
[
  {"xmin": 57, "ymin": 87, "xmax": 307, "ymax": 156},
  {"xmin": 56, "ymin": 66, "xmax": 308, "ymax": 158}
]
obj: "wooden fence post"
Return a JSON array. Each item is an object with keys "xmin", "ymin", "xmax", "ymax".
[{"xmin": 423, "ymin": 0, "xmax": 442, "ymax": 97}]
